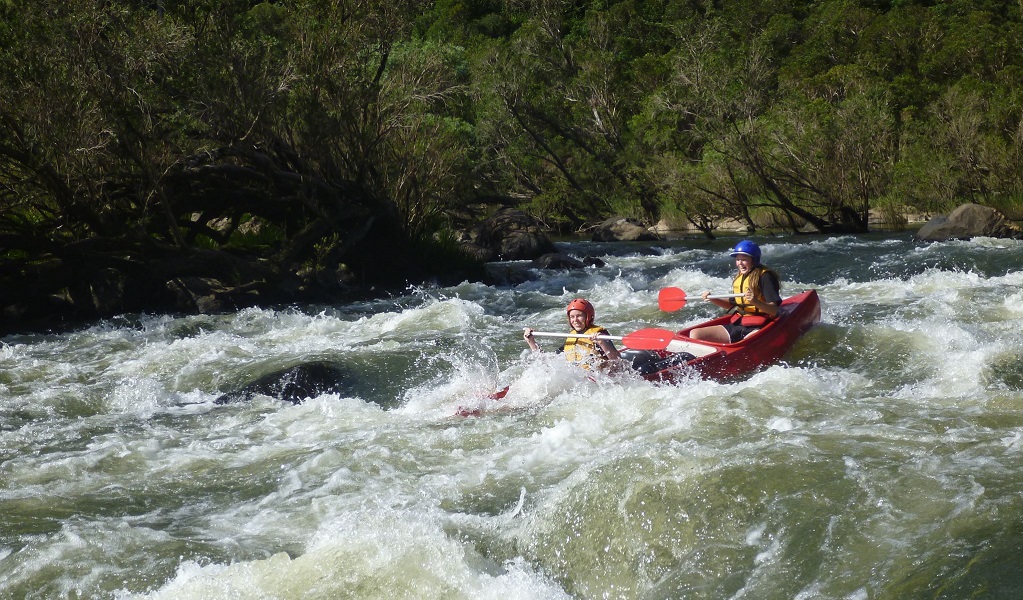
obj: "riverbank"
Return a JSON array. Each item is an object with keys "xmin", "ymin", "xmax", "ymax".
[
  {"xmin": 4, "ymin": 203, "xmax": 1017, "ymax": 337},
  {"xmin": 645, "ymin": 210, "xmax": 937, "ymax": 237}
]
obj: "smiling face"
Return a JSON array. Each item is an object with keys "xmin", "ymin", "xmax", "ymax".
[
  {"xmin": 567, "ymin": 309, "xmax": 590, "ymax": 332},
  {"xmin": 734, "ymin": 253, "xmax": 755, "ymax": 274}
]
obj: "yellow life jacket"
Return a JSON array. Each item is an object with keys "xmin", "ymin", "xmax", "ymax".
[
  {"xmin": 731, "ymin": 266, "xmax": 779, "ymax": 327},
  {"xmin": 562, "ymin": 325, "xmax": 608, "ymax": 367}
]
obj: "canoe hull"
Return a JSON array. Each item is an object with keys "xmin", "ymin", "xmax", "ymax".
[{"xmin": 642, "ymin": 289, "xmax": 821, "ymax": 382}]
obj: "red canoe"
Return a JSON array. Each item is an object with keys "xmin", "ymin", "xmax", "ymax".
[
  {"xmin": 633, "ymin": 289, "xmax": 821, "ymax": 382},
  {"xmin": 456, "ymin": 290, "xmax": 820, "ymax": 416}
]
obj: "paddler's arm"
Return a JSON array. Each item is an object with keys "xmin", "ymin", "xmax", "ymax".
[
  {"xmin": 741, "ymin": 289, "xmax": 779, "ymax": 316},
  {"xmin": 523, "ymin": 328, "xmax": 541, "ymax": 352},
  {"xmin": 593, "ymin": 331, "xmax": 621, "ymax": 359},
  {"xmin": 746, "ymin": 273, "xmax": 781, "ymax": 316}
]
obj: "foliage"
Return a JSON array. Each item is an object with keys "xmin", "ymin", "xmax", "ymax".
[
  {"xmin": 0, "ymin": 0, "xmax": 479, "ymax": 279},
  {"xmin": 1, "ymin": 0, "xmax": 1022, "ymax": 320},
  {"xmin": 459, "ymin": 0, "xmax": 1023, "ymax": 233}
]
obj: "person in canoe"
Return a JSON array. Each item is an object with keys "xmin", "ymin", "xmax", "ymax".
[
  {"xmin": 456, "ymin": 299, "xmax": 621, "ymax": 416},
  {"xmin": 523, "ymin": 298, "xmax": 622, "ymax": 367},
  {"xmin": 689, "ymin": 240, "xmax": 782, "ymax": 344}
]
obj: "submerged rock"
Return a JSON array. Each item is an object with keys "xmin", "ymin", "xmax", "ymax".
[
  {"xmin": 215, "ymin": 361, "xmax": 352, "ymax": 405},
  {"xmin": 532, "ymin": 252, "xmax": 585, "ymax": 269}
]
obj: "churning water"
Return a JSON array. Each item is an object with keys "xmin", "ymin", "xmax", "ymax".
[{"xmin": 2, "ymin": 233, "xmax": 1023, "ymax": 599}]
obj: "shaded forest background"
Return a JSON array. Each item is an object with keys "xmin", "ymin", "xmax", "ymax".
[{"xmin": 1, "ymin": 0, "xmax": 1021, "ymax": 329}]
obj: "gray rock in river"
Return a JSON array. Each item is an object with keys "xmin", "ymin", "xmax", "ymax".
[
  {"xmin": 460, "ymin": 208, "xmax": 557, "ymax": 261},
  {"xmin": 532, "ymin": 252, "xmax": 586, "ymax": 269},
  {"xmin": 915, "ymin": 203, "xmax": 1023, "ymax": 241},
  {"xmin": 214, "ymin": 361, "xmax": 352, "ymax": 405},
  {"xmin": 590, "ymin": 217, "xmax": 661, "ymax": 242}
]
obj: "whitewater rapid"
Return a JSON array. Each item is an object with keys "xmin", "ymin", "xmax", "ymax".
[{"xmin": 2, "ymin": 233, "xmax": 1023, "ymax": 599}]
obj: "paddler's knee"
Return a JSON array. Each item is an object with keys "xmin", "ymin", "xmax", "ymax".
[{"xmin": 621, "ymin": 350, "xmax": 662, "ymax": 375}]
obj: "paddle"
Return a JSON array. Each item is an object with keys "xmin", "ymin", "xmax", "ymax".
[
  {"xmin": 657, "ymin": 287, "xmax": 743, "ymax": 311},
  {"xmin": 620, "ymin": 327, "xmax": 678, "ymax": 351},
  {"xmin": 455, "ymin": 385, "xmax": 509, "ymax": 417},
  {"xmin": 525, "ymin": 328, "xmax": 679, "ymax": 351}
]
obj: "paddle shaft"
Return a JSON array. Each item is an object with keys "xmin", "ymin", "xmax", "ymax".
[
  {"xmin": 527, "ymin": 331, "xmax": 622, "ymax": 341},
  {"xmin": 658, "ymin": 287, "xmax": 745, "ymax": 311},
  {"xmin": 526, "ymin": 328, "xmax": 682, "ymax": 351}
]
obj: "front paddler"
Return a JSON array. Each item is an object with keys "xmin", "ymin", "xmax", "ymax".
[{"xmin": 523, "ymin": 298, "xmax": 622, "ymax": 367}]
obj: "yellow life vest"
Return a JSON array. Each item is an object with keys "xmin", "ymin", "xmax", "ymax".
[
  {"xmin": 731, "ymin": 266, "xmax": 779, "ymax": 327},
  {"xmin": 562, "ymin": 325, "xmax": 608, "ymax": 366}
]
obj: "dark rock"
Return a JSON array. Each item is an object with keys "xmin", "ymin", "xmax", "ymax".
[
  {"xmin": 214, "ymin": 361, "xmax": 352, "ymax": 405},
  {"xmin": 532, "ymin": 253, "xmax": 585, "ymax": 269},
  {"xmin": 915, "ymin": 203, "xmax": 1023, "ymax": 241},
  {"xmin": 483, "ymin": 262, "xmax": 538, "ymax": 286},
  {"xmin": 458, "ymin": 242, "xmax": 498, "ymax": 263},
  {"xmin": 591, "ymin": 217, "xmax": 661, "ymax": 242},
  {"xmin": 468, "ymin": 208, "xmax": 556, "ymax": 261}
]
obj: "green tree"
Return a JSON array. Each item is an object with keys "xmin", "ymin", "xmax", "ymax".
[
  {"xmin": 470, "ymin": 0, "xmax": 670, "ymax": 229},
  {"xmin": 0, "ymin": 0, "xmax": 483, "ymax": 324},
  {"xmin": 895, "ymin": 82, "xmax": 1023, "ymax": 213}
]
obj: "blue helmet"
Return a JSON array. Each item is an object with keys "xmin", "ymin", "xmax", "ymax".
[{"xmin": 728, "ymin": 240, "xmax": 761, "ymax": 265}]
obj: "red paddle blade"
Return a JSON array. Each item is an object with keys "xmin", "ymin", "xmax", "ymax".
[
  {"xmin": 657, "ymin": 287, "xmax": 688, "ymax": 311},
  {"xmin": 455, "ymin": 385, "xmax": 510, "ymax": 417},
  {"xmin": 622, "ymin": 328, "xmax": 678, "ymax": 350}
]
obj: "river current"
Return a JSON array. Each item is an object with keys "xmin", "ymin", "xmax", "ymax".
[{"xmin": 2, "ymin": 232, "xmax": 1023, "ymax": 599}]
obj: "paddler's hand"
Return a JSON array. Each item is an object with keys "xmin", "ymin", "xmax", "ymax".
[
  {"xmin": 523, "ymin": 327, "xmax": 540, "ymax": 352},
  {"xmin": 704, "ymin": 290, "xmax": 732, "ymax": 310},
  {"xmin": 744, "ymin": 290, "xmax": 755, "ymax": 303}
]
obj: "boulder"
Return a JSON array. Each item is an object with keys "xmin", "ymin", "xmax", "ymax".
[
  {"xmin": 457, "ymin": 241, "xmax": 497, "ymax": 263},
  {"xmin": 650, "ymin": 218, "xmax": 694, "ymax": 235},
  {"xmin": 214, "ymin": 361, "xmax": 352, "ymax": 405},
  {"xmin": 483, "ymin": 262, "xmax": 538, "ymax": 286},
  {"xmin": 465, "ymin": 208, "xmax": 556, "ymax": 261},
  {"xmin": 532, "ymin": 253, "xmax": 585, "ymax": 269},
  {"xmin": 591, "ymin": 217, "xmax": 660, "ymax": 242},
  {"xmin": 915, "ymin": 203, "xmax": 1023, "ymax": 241}
]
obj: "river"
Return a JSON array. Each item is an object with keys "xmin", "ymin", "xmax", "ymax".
[{"xmin": 2, "ymin": 232, "xmax": 1023, "ymax": 599}]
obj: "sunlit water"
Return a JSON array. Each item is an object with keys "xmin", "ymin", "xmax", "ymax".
[{"xmin": 2, "ymin": 233, "xmax": 1023, "ymax": 599}]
